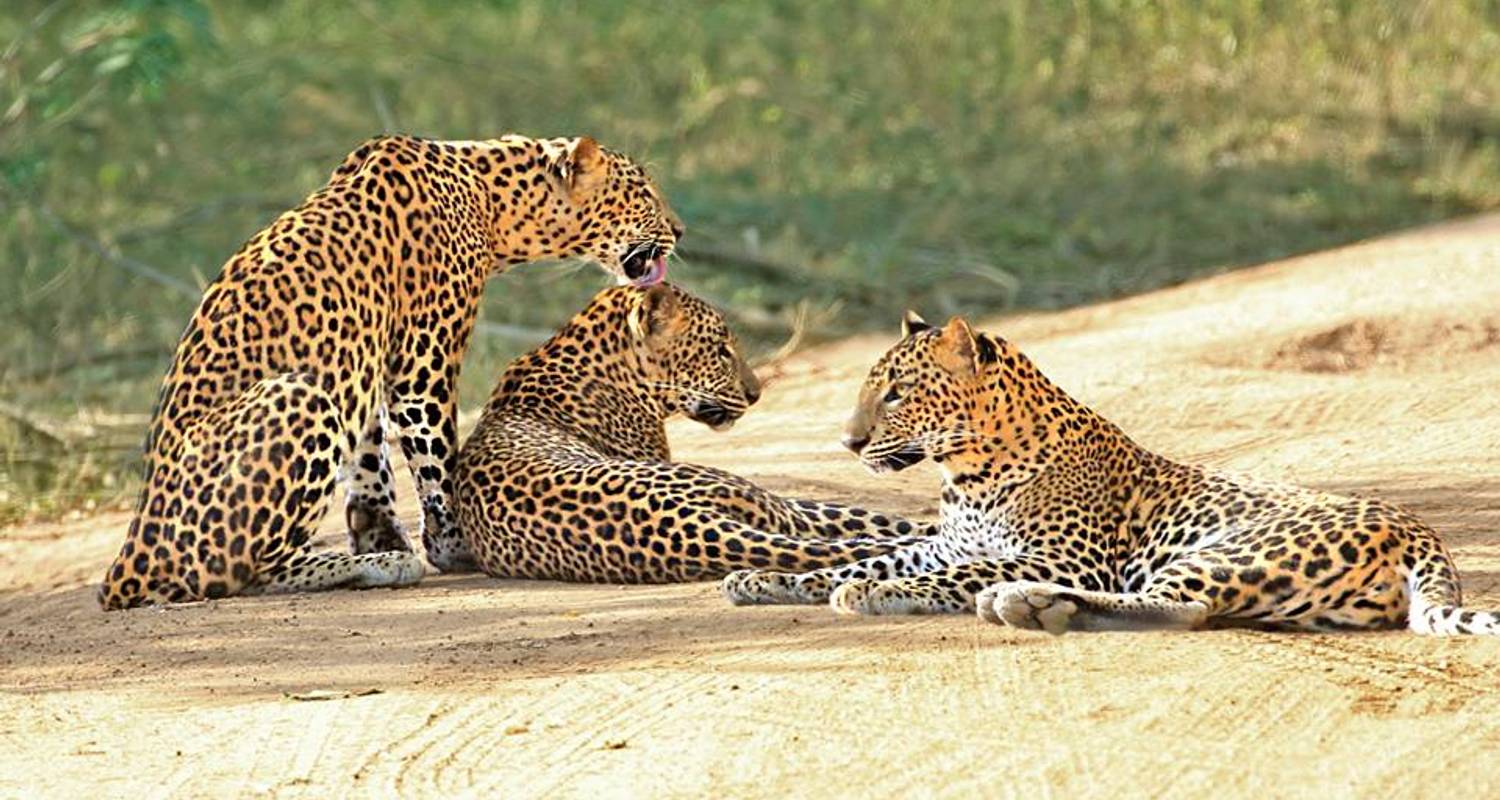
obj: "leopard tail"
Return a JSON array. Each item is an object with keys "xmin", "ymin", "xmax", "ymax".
[{"xmin": 1406, "ymin": 540, "xmax": 1500, "ymax": 635}]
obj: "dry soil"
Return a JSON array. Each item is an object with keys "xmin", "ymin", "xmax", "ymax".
[{"xmin": 5, "ymin": 216, "xmax": 1500, "ymax": 798}]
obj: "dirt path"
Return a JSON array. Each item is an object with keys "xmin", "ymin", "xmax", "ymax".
[{"xmin": 6, "ymin": 216, "xmax": 1500, "ymax": 798}]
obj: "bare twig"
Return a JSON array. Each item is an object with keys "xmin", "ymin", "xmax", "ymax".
[
  {"xmin": 35, "ymin": 204, "xmax": 198, "ymax": 297},
  {"xmin": 475, "ymin": 321, "xmax": 554, "ymax": 342},
  {"xmin": 675, "ymin": 242, "xmax": 893, "ymax": 305},
  {"xmin": 1, "ymin": 0, "xmax": 67, "ymax": 65},
  {"xmin": 113, "ymin": 194, "xmax": 288, "ymax": 244},
  {"xmin": 0, "ymin": 400, "xmax": 69, "ymax": 447},
  {"xmin": 0, "ymin": 0, "xmax": 66, "ymax": 79},
  {"xmin": 11, "ymin": 345, "xmax": 169, "ymax": 382},
  {"xmin": 675, "ymin": 243, "xmax": 807, "ymax": 283},
  {"xmin": 753, "ymin": 299, "xmax": 817, "ymax": 374}
]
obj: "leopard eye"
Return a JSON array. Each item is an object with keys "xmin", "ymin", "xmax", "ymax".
[{"xmin": 883, "ymin": 385, "xmax": 901, "ymax": 404}]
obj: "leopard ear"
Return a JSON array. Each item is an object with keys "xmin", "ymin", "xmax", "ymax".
[
  {"xmin": 562, "ymin": 136, "xmax": 608, "ymax": 197},
  {"xmin": 630, "ymin": 283, "xmax": 680, "ymax": 340},
  {"xmin": 901, "ymin": 310, "xmax": 931, "ymax": 338},
  {"xmin": 935, "ymin": 316, "xmax": 978, "ymax": 376}
]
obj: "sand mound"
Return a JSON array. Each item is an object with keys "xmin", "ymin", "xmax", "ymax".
[{"xmin": 1263, "ymin": 316, "xmax": 1500, "ymax": 373}]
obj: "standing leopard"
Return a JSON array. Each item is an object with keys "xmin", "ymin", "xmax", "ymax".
[
  {"xmin": 723, "ymin": 312, "xmax": 1500, "ymax": 636},
  {"xmin": 98, "ymin": 134, "xmax": 683, "ymax": 609},
  {"xmin": 454, "ymin": 283, "xmax": 933, "ymax": 582}
]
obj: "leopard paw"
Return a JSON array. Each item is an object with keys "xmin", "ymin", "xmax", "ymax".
[
  {"xmin": 346, "ymin": 500, "xmax": 413, "ymax": 555},
  {"xmin": 829, "ymin": 579, "xmax": 877, "ymax": 615},
  {"xmin": 355, "ymin": 552, "xmax": 426, "ymax": 589},
  {"xmin": 830, "ymin": 579, "xmax": 914, "ymax": 616},
  {"xmin": 721, "ymin": 570, "xmax": 812, "ymax": 605},
  {"xmin": 977, "ymin": 581, "xmax": 1077, "ymax": 635},
  {"xmin": 721, "ymin": 570, "xmax": 786, "ymax": 605},
  {"xmin": 422, "ymin": 527, "xmax": 477, "ymax": 573},
  {"xmin": 421, "ymin": 502, "xmax": 477, "ymax": 573}
]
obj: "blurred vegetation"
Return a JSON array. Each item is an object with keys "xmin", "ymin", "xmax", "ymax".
[{"xmin": 3, "ymin": 0, "xmax": 1499, "ymax": 523}]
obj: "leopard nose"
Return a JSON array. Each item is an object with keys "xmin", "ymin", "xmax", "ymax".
[
  {"xmin": 841, "ymin": 434, "xmax": 869, "ymax": 454},
  {"xmin": 741, "ymin": 367, "xmax": 762, "ymax": 405}
]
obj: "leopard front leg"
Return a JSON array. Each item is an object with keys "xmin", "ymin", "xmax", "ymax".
[
  {"xmin": 249, "ymin": 549, "xmax": 427, "ymax": 595},
  {"xmin": 829, "ymin": 554, "xmax": 1078, "ymax": 616},
  {"xmin": 721, "ymin": 568, "xmax": 840, "ymax": 606},
  {"xmin": 343, "ymin": 406, "xmax": 413, "ymax": 554},
  {"xmin": 722, "ymin": 538, "xmax": 967, "ymax": 606},
  {"xmin": 976, "ymin": 581, "xmax": 1209, "ymax": 634},
  {"xmin": 389, "ymin": 365, "xmax": 474, "ymax": 573}
]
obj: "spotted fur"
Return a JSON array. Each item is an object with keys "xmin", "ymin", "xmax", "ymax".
[
  {"xmin": 99, "ymin": 134, "xmax": 682, "ymax": 609},
  {"xmin": 455, "ymin": 283, "xmax": 933, "ymax": 582},
  {"xmin": 723, "ymin": 312, "xmax": 1499, "ymax": 637}
]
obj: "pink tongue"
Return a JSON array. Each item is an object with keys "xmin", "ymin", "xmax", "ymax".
[{"xmin": 634, "ymin": 255, "xmax": 668, "ymax": 286}]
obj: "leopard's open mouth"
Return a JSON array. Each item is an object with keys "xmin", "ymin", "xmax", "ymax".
[{"xmin": 623, "ymin": 244, "xmax": 667, "ymax": 286}]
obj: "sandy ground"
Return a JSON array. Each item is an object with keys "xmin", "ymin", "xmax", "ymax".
[{"xmin": 6, "ymin": 215, "xmax": 1500, "ymax": 798}]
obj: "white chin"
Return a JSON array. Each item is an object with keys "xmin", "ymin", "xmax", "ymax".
[{"xmin": 861, "ymin": 460, "xmax": 891, "ymax": 475}]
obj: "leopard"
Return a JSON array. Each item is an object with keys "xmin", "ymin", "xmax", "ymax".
[
  {"xmin": 454, "ymin": 282, "xmax": 934, "ymax": 582},
  {"xmin": 722, "ymin": 311, "xmax": 1500, "ymax": 636},
  {"xmin": 98, "ymin": 133, "xmax": 683, "ymax": 610}
]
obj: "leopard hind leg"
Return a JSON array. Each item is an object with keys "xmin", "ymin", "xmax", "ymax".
[
  {"xmin": 343, "ymin": 406, "xmax": 414, "ymax": 555},
  {"xmin": 785, "ymin": 498, "xmax": 937, "ymax": 539},
  {"xmin": 99, "ymin": 373, "xmax": 414, "ymax": 608}
]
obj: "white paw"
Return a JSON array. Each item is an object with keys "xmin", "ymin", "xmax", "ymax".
[
  {"xmin": 829, "ymin": 579, "xmax": 877, "ymax": 615},
  {"xmin": 977, "ymin": 582, "xmax": 1077, "ymax": 635},
  {"xmin": 720, "ymin": 570, "xmax": 775, "ymax": 605},
  {"xmin": 388, "ymin": 552, "xmax": 427, "ymax": 586},
  {"xmin": 721, "ymin": 570, "xmax": 826, "ymax": 605},
  {"xmin": 721, "ymin": 570, "xmax": 756, "ymax": 605},
  {"xmin": 722, "ymin": 570, "xmax": 788, "ymax": 605},
  {"xmin": 830, "ymin": 579, "xmax": 912, "ymax": 616},
  {"xmin": 358, "ymin": 552, "xmax": 426, "ymax": 588}
]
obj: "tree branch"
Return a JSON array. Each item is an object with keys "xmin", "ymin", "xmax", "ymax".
[{"xmin": 35, "ymin": 204, "xmax": 198, "ymax": 297}]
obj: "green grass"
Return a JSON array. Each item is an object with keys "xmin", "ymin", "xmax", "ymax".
[{"xmin": 3, "ymin": 0, "xmax": 1499, "ymax": 523}]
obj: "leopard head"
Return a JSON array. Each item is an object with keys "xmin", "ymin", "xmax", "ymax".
[
  {"xmin": 842, "ymin": 311, "xmax": 999, "ymax": 473},
  {"xmin": 628, "ymin": 284, "xmax": 760, "ymax": 430},
  {"xmin": 537, "ymin": 137, "xmax": 683, "ymax": 285}
]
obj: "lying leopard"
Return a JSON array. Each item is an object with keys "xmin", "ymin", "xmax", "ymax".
[
  {"xmin": 99, "ymin": 134, "xmax": 682, "ymax": 609},
  {"xmin": 723, "ymin": 312, "xmax": 1499, "ymax": 636},
  {"xmin": 455, "ymin": 283, "xmax": 933, "ymax": 582}
]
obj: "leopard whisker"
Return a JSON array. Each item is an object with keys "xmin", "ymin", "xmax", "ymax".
[
  {"xmin": 863, "ymin": 441, "xmax": 926, "ymax": 460},
  {"xmin": 643, "ymin": 381, "xmax": 746, "ymax": 412}
]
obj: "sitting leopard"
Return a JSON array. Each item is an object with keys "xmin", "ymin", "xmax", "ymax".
[
  {"xmin": 723, "ymin": 312, "xmax": 1500, "ymax": 636},
  {"xmin": 454, "ymin": 283, "xmax": 933, "ymax": 582},
  {"xmin": 98, "ymin": 134, "xmax": 683, "ymax": 609}
]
